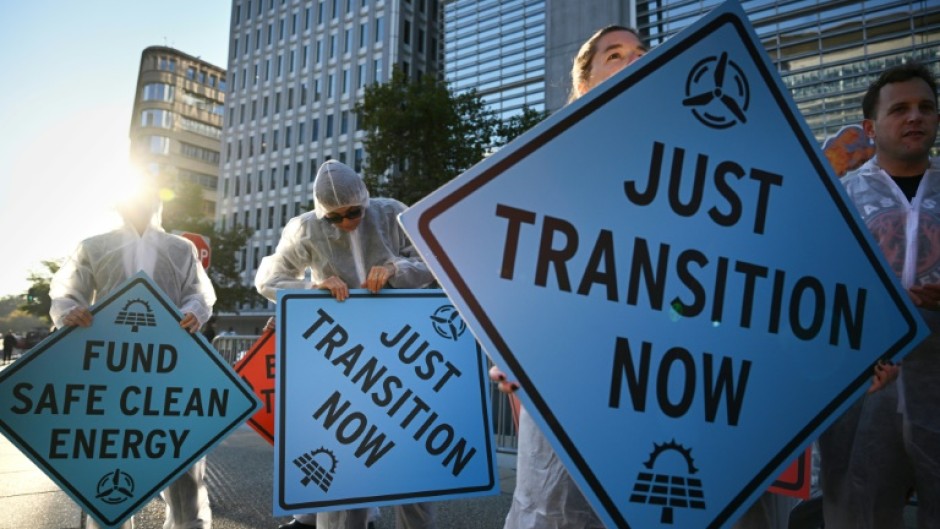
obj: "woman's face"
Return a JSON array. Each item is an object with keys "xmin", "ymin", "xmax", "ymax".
[
  {"xmin": 323, "ymin": 205, "xmax": 364, "ymax": 232},
  {"xmin": 581, "ymin": 30, "xmax": 646, "ymax": 95}
]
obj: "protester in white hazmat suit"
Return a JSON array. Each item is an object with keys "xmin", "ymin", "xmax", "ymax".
[
  {"xmin": 819, "ymin": 61, "xmax": 940, "ymax": 529},
  {"xmin": 50, "ymin": 183, "xmax": 216, "ymax": 529},
  {"xmin": 255, "ymin": 160, "xmax": 436, "ymax": 529}
]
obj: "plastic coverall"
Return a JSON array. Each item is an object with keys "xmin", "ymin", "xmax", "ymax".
[
  {"xmin": 50, "ymin": 197, "xmax": 216, "ymax": 529},
  {"xmin": 503, "ymin": 407, "xmax": 604, "ymax": 529},
  {"xmin": 818, "ymin": 156, "xmax": 940, "ymax": 529},
  {"xmin": 255, "ymin": 161, "xmax": 436, "ymax": 529}
]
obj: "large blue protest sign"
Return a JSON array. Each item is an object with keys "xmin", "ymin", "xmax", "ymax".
[
  {"xmin": 399, "ymin": 2, "xmax": 927, "ymax": 528},
  {"xmin": 274, "ymin": 290, "xmax": 497, "ymax": 514},
  {"xmin": 0, "ymin": 273, "xmax": 260, "ymax": 528}
]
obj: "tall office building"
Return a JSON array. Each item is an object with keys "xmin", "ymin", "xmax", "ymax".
[
  {"xmin": 218, "ymin": 0, "xmax": 443, "ymax": 330},
  {"xmin": 634, "ymin": 0, "xmax": 940, "ymax": 143},
  {"xmin": 129, "ymin": 46, "xmax": 226, "ymax": 219},
  {"xmin": 444, "ymin": 0, "xmax": 549, "ymax": 122}
]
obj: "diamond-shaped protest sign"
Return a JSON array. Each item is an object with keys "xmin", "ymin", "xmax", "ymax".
[
  {"xmin": 274, "ymin": 290, "xmax": 497, "ymax": 514},
  {"xmin": 399, "ymin": 2, "xmax": 927, "ymax": 527},
  {"xmin": 234, "ymin": 329, "xmax": 276, "ymax": 444},
  {"xmin": 0, "ymin": 272, "xmax": 260, "ymax": 528}
]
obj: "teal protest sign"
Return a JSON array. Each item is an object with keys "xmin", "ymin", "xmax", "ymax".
[
  {"xmin": 0, "ymin": 273, "xmax": 260, "ymax": 528},
  {"xmin": 274, "ymin": 290, "xmax": 497, "ymax": 514},
  {"xmin": 399, "ymin": 1, "xmax": 927, "ymax": 527}
]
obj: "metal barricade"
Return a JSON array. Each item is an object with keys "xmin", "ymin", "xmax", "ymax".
[
  {"xmin": 211, "ymin": 334, "xmax": 519, "ymax": 453},
  {"xmin": 211, "ymin": 335, "xmax": 260, "ymax": 365}
]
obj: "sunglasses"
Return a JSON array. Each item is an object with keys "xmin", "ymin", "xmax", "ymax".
[{"xmin": 323, "ymin": 207, "xmax": 363, "ymax": 224}]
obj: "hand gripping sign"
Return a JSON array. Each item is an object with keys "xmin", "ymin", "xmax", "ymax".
[
  {"xmin": 398, "ymin": 2, "xmax": 926, "ymax": 528},
  {"xmin": 274, "ymin": 290, "xmax": 498, "ymax": 514},
  {"xmin": 0, "ymin": 272, "xmax": 260, "ymax": 529}
]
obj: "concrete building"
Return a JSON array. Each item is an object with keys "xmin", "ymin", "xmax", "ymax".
[
  {"xmin": 129, "ymin": 46, "xmax": 226, "ymax": 219},
  {"xmin": 217, "ymin": 0, "xmax": 443, "ymax": 332}
]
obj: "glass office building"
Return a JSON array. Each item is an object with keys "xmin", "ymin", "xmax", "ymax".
[
  {"xmin": 636, "ymin": 0, "xmax": 940, "ymax": 143},
  {"xmin": 444, "ymin": 0, "xmax": 548, "ymax": 123},
  {"xmin": 218, "ymin": 0, "xmax": 442, "ymax": 330}
]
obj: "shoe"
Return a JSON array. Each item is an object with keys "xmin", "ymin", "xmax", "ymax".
[{"xmin": 278, "ymin": 520, "xmax": 316, "ymax": 529}]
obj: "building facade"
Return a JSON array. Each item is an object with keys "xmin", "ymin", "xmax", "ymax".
[
  {"xmin": 546, "ymin": 0, "xmax": 940, "ymax": 141},
  {"xmin": 129, "ymin": 46, "xmax": 226, "ymax": 219},
  {"xmin": 218, "ymin": 0, "xmax": 443, "ymax": 331},
  {"xmin": 443, "ymin": 0, "xmax": 549, "ymax": 122}
]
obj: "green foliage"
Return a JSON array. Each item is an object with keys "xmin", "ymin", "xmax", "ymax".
[
  {"xmin": 355, "ymin": 68, "xmax": 499, "ymax": 205},
  {"xmin": 18, "ymin": 260, "xmax": 59, "ymax": 322},
  {"xmin": 161, "ymin": 181, "xmax": 263, "ymax": 313},
  {"xmin": 496, "ymin": 105, "xmax": 550, "ymax": 146}
]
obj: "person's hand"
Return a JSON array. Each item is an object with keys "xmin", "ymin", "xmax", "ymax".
[
  {"xmin": 63, "ymin": 307, "xmax": 93, "ymax": 327},
  {"xmin": 908, "ymin": 283, "xmax": 940, "ymax": 310},
  {"xmin": 867, "ymin": 359, "xmax": 900, "ymax": 394},
  {"xmin": 362, "ymin": 263, "xmax": 395, "ymax": 293},
  {"xmin": 488, "ymin": 365, "xmax": 519, "ymax": 394},
  {"xmin": 180, "ymin": 313, "xmax": 201, "ymax": 333},
  {"xmin": 264, "ymin": 317, "xmax": 276, "ymax": 332},
  {"xmin": 318, "ymin": 275, "xmax": 350, "ymax": 301}
]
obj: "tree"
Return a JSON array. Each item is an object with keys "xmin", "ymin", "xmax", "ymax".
[
  {"xmin": 19, "ymin": 260, "xmax": 59, "ymax": 322},
  {"xmin": 355, "ymin": 68, "xmax": 499, "ymax": 205},
  {"xmin": 160, "ymin": 180, "xmax": 261, "ymax": 313},
  {"xmin": 495, "ymin": 105, "xmax": 550, "ymax": 146}
]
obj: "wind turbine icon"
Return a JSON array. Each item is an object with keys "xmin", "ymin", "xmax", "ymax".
[{"xmin": 683, "ymin": 51, "xmax": 750, "ymax": 129}]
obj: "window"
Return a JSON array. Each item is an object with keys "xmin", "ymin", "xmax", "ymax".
[
  {"xmin": 344, "ymin": 28, "xmax": 351, "ymax": 53},
  {"xmin": 289, "ymin": 50, "xmax": 295, "ymax": 73},
  {"xmin": 245, "ymin": 173, "xmax": 251, "ymax": 193},
  {"xmin": 329, "ymin": 34, "xmax": 336, "ymax": 59},
  {"xmin": 263, "ymin": 96, "xmax": 269, "ymax": 117},
  {"xmin": 357, "ymin": 63, "xmax": 365, "ymax": 88},
  {"xmin": 317, "ymin": 1, "xmax": 325, "ymax": 24},
  {"xmin": 296, "ymin": 162, "xmax": 303, "ymax": 185},
  {"xmin": 342, "ymin": 68, "xmax": 349, "ymax": 94},
  {"xmin": 141, "ymin": 109, "xmax": 173, "ymax": 128},
  {"xmin": 340, "ymin": 110, "xmax": 348, "ymax": 135},
  {"xmin": 316, "ymin": 39, "xmax": 323, "ymax": 64},
  {"xmin": 258, "ymin": 170, "xmax": 264, "ymax": 192},
  {"xmin": 275, "ymin": 92, "xmax": 281, "ymax": 114},
  {"xmin": 298, "ymin": 122, "xmax": 306, "ymax": 143},
  {"xmin": 277, "ymin": 54, "xmax": 283, "ymax": 77},
  {"xmin": 328, "ymin": 74, "xmax": 334, "ymax": 98},
  {"xmin": 273, "ymin": 129, "xmax": 279, "ymax": 150},
  {"xmin": 270, "ymin": 167, "xmax": 277, "ymax": 188},
  {"xmin": 417, "ymin": 29, "xmax": 424, "ymax": 54},
  {"xmin": 375, "ymin": 16, "xmax": 383, "ymax": 42},
  {"xmin": 143, "ymin": 83, "xmax": 174, "ymax": 102},
  {"xmin": 373, "ymin": 57, "xmax": 382, "ymax": 83},
  {"xmin": 305, "ymin": 7, "xmax": 311, "ymax": 30},
  {"xmin": 281, "ymin": 204, "xmax": 289, "ymax": 227},
  {"xmin": 288, "ymin": 87, "xmax": 294, "ymax": 109},
  {"xmin": 256, "ymin": 28, "xmax": 261, "ymax": 50},
  {"xmin": 326, "ymin": 114, "xmax": 334, "ymax": 138},
  {"xmin": 256, "ymin": 208, "xmax": 262, "ymax": 230},
  {"xmin": 403, "ymin": 20, "xmax": 410, "ymax": 45},
  {"xmin": 260, "ymin": 132, "xmax": 267, "ymax": 153},
  {"xmin": 286, "ymin": 125, "xmax": 292, "ymax": 148},
  {"xmin": 312, "ymin": 118, "xmax": 320, "ymax": 141},
  {"xmin": 359, "ymin": 22, "xmax": 367, "ymax": 48},
  {"xmin": 149, "ymin": 136, "xmax": 171, "ymax": 155},
  {"xmin": 354, "ymin": 148, "xmax": 364, "ymax": 172},
  {"xmin": 310, "ymin": 159, "xmax": 318, "ymax": 181}
]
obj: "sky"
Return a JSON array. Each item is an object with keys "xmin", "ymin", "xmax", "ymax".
[{"xmin": 0, "ymin": 1, "xmax": 232, "ymax": 298}]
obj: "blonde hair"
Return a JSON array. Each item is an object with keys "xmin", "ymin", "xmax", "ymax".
[{"xmin": 568, "ymin": 25, "xmax": 644, "ymax": 103}]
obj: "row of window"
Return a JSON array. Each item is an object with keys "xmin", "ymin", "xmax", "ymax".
[
  {"xmin": 142, "ymin": 83, "xmax": 226, "ymax": 116},
  {"xmin": 225, "ymin": 109, "xmax": 359, "ymax": 163},
  {"xmin": 234, "ymin": 0, "xmax": 379, "ymax": 30},
  {"xmin": 140, "ymin": 109, "xmax": 223, "ymax": 140},
  {"xmin": 230, "ymin": 50, "xmax": 384, "ymax": 98},
  {"xmin": 155, "ymin": 55, "xmax": 227, "ymax": 91},
  {"xmin": 227, "ymin": 60, "xmax": 381, "ymax": 126},
  {"xmin": 234, "ymin": 14, "xmax": 386, "ymax": 61}
]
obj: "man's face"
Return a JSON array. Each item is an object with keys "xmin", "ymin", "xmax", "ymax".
[{"xmin": 864, "ymin": 78, "xmax": 939, "ymax": 168}]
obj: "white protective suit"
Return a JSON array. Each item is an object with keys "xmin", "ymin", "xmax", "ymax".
[
  {"xmin": 503, "ymin": 407, "xmax": 604, "ymax": 529},
  {"xmin": 818, "ymin": 156, "xmax": 940, "ymax": 529},
  {"xmin": 256, "ymin": 161, "xmax": 436, "ymax": 529},
  {"xmin": 50, "ymin": 195, "xmax": 216, "ymax": 529}
]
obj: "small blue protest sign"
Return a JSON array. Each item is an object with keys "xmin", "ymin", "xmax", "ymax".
[
  {"xmin": 274, "ymin": 290, "xmax": 497, "ymax": 514},
  {"xmin": 0, "ymin": 273, "xmax": 260, "ymax": 528},
  {"xmin": 399, "ymin": 2, "xmax": 927, "ymax": 528}
]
